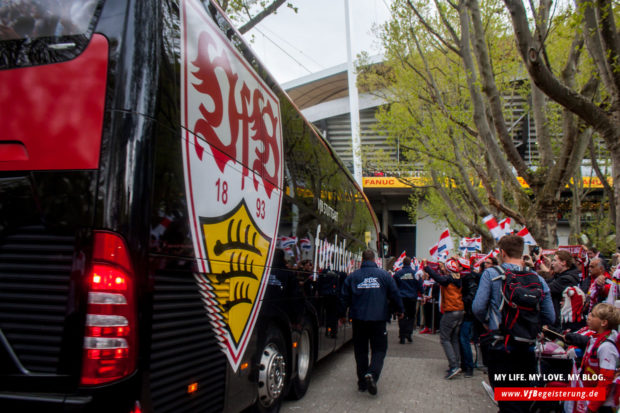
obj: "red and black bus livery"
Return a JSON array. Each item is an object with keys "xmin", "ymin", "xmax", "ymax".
[{"xmin": 0, "ymin": 1, "xmax": 380, "ymax": 412}]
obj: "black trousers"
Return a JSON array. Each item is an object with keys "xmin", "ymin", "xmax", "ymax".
[
  {"xmin": 352, "ymin": 319, "xmax": 388, "ymax": 387},
  {"xmin": 487, "ymin": 346, "xmax": 536, "ymax": 413},
  {"xmin": 398, "ymin": 297, "xmax": 417, "ymax": 338}
]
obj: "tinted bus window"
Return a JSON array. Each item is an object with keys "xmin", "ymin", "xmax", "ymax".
[
  {"xmin": 0, "ymin": 0, "xmax": 102, "ymax": 69},
  {"xmin": 0, "ymin": 0, "xmax": 99, "ymax": 40}
]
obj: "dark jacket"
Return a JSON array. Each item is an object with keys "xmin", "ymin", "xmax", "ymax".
[
  {"xmin": 460, "ymin": 271, "xmax": 479, "ymax": 321},
  {"xmin": 341, "ymin": 261, "xmax": 404, "ymax": 321},
  {"xmin": 393, "ymin": 267, "xmax": 424, "ymax": 299},
  {"xmin": 548, "ymin": 266, "xmax": 581, "ymax": 325}
]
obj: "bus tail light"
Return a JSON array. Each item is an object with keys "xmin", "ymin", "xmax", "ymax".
[{"xmin": 81, "ymin": 231, "xmax": 137, "ymax": 386}]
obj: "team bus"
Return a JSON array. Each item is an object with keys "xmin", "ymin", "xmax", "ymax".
[{"xmin": 0, "ymin": 1, "xmax": 381, "ymax": 412}]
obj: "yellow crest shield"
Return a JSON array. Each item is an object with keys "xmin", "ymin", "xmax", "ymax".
[{"xmin": 199, "ymin": 201, "xmax": 271, "ymax": 346}]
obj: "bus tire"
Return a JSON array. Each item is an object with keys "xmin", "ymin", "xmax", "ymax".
[
  {"xmin": 289, "ymin": 319, "xmax": 314, "ymax": 400},
  {"xmin": 254, "ymin": 326, "xmax": 288, "ymax": 413}
]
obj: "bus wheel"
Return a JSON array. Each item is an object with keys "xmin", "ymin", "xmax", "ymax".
[
  {"xmin": 256, "ymin": 327, "xmax": 287, "ymax": 412},
  {"xmin": 289, "ymin": 319, "xmax": 314, "ymax": 400}
]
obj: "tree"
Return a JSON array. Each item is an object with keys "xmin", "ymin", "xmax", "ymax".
[
  {"xmin": 503, "ymin": 0, "xmax": 619, "ymax": 248},
  {"xmin": 214, "ymin": 0, "xmax": 297, "ymax": 34},
  {"xmin": 360, "ymin": 0, "xmax": 593, "ymax": 248}
]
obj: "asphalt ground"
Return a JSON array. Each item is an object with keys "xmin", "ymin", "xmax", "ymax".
[{"xmin": 281, "ymin": 321, "xmax": 498, "ymax": 413}]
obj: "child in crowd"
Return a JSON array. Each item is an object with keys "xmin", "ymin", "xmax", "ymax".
[{"xmin": 565, "ymin": 303, "xmax": 620, "ymax": 413}]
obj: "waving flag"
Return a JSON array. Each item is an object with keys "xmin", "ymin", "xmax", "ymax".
[
  {"xmin": 483, "ymin": 215, "xmax": 503, "ymax": 241},
  {"xmin": 437, "ymin": 228, "xmax": 454, "ymax": 256},
  {"xmin": 516, "ymin": 227, "xmax": 537, "ymax": 246},
  {"xmin": 605, "ymin": 268, "xmax": 620, "ymax": 305},
  {"xmin": 429, "ymin": 243, "xmax": 439, "ymax": 260},
  {"xmin": 459, "ymin": 236, "xmax": 482, "ymax": 252},
  {"xmin": 279, "ymin": 236, "xmax": 297, "ymax": 249},
  {"xmin": 412, "ymin": 257, "xmax": 421, "ymax": 272},
  {"xmin": 499, "ymin": 217, "xmax": 512, "ymax": 236},
  {"xmin": 392, "ymin": 250, "xmax": 407, "ymax": 271},
  {"xmin": 299, "ymin": 237, "xmax": 312, "ymax": 251},
  {"xmin": 474, "ymin": 248, "xmax": 500, "ymax": 268},
  {"xmin": 151, "ymin": 213, "xmax": 175, "ymax": 240}
]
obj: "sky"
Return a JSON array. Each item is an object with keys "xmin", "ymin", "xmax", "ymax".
[{"xmin": 242, "ymin": 0, "xmax": 394, "ymax": 84}]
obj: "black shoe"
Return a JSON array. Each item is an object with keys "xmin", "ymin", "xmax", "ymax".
[
  {"xmin": 358, "ymin": 386, "xmax": 367, "ymax": 392},
  {"xmin": 407, "ymin": 335, "xmax": 413, "ymax": 342},
  {"xmin": 464, "ymin": 369, "xmax": 474, "ymax": 378},
  {"xmin": 365, "ymin": 373, "xmax": 377, "ymax": 395},
  {"xmin": 399, "ymin": 337, "xmax": 405, "ymax": 344},
  {"xmin": 445, "ymin": 367, "xmax": 461, "ymax": 380}
]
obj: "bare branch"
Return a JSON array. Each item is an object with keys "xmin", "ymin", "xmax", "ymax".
[
  {"xmin": 589, "ymin": 136, "xmax": 616, "ymax": 226},
  {"xmin": 504, "ymin": 0, "xmax": 616, "ymax": 152},
  {"xmin": 595, "ymin": 0, "xmax": 620, "ymax": 101},
  {"xmin": 457, "ymin": 0, "xmax": 525, "ymax": 196},
  {"xmin": 468, "ymin": 160, "xmax": 526, "ymax": 225},
  {"xmin": 449, "ymin": 131, "xmax": 492, "ymax": 215},
  {"xmin": 405, "ymin": 0, "xmax": 461, "ymax": 55},
  {"xmin": 238, "ymin": 0, "xmax": 288, "ymax": 34},
  {"xmin": 432, "ymin": 0, "xmax": 461, "ymax": 47},
  {"xmin": 466, "ymin": 0, "xmax": 533, "ymax": 183}
]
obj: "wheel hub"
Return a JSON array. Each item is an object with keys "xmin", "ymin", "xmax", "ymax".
[
  {"xmin": 258, "ymin": 343, "xmax": 286, "ymax": 407},
  {"xmin": 297, "ymin": 329, "xmax": 310, "ymax": 381}
]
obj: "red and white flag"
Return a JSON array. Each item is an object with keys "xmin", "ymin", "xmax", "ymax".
[
  {"xmin": 437, "ymin": 228, "xmax": 454, "ymax": 256},
  {"xmin": 499, "ymin": 217, "xmax": 512, "ymax": 236},
  {"xmin": 393, "ymin": 250, "xmax": 407, "ymax": 271},
  {"xmin": 516, "ymin": 227, "xmax": 537, "ymax": 245},
  {"xmin": 483, "ymin": 214, "xmax": 503, "ymax": 241},
  {"xmin": 299, "ymin": 237, "xmax": 312, "ymax": 251},
  {"xmin": 459, "ymin": 236, "xmax": 482, "ymax": 252},
  {"xmin": 474, "ymin": 248, "xmax": 500, "ymax": 268},
  {"xmin": 429, "ymin": 243, "xmax": 439, "ymax": 260},
  {"xmin": 279, "ymin": 236, "xmax": 297, "ymax": 249}
]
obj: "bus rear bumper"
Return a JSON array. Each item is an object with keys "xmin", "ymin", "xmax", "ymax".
[{"xmin": 0, "ymin": 392, "xmax": 91, "ymax": 412}]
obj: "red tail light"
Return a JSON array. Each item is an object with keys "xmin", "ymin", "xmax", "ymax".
[{"xmin": 81, "ymin": 231, "xmax": 137, "ymax": 386}]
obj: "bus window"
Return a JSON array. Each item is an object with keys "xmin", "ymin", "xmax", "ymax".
[
  {"xmin": 0, "ymin": 0, "xmax": 99, "ymax": 41},
  {"xmin": 0, "ymin": 0, "xmax": 103, "ymax": 69}
]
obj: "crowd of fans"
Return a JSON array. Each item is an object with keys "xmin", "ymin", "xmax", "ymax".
[
  {"xmin": 276, "ymin": 236, "xmax": 620, "ymax": 411},
  {"xmin": 384, "ymin": 238, "xmax": 620, "ymax": 412}
]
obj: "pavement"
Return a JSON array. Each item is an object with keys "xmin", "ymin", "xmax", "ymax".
[{"xmin": 281, "ymin": 322, "xmax": 498, "ymax": 413}]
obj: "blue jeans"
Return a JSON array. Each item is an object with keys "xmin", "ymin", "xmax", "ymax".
[{"xmin": 459, "ymin": 319, "xmax": 474, "ymax": 371}]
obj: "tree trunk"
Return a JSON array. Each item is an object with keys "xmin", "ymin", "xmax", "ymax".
[
  {"xmin": 481, "ymin": 233, "xmax": 495, "ymax": 253},
  {"xmin": 613, "ymin": 150, "xmax": 620, "ymax": 249},
  {"xmin": 569, "ymin": 171, "xmax": 583, "ymax": 244},
  {"xmin": 530, "ymin": 199, "xmax": 559, "ymax": 248}
]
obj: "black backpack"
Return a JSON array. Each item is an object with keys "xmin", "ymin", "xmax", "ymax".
[{"xmin": 492, "ymin": 266, "xmax": 544, "ymax": 347}]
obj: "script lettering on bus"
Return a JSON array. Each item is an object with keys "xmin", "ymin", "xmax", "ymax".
[{"xmin": 191, "ymin": 30, "xmax": 280, "ymax": 199}]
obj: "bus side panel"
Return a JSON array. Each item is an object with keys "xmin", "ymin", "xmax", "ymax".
[{"xmin": 148, "ymin": 49, "xmax": 228, "ymax": 411}]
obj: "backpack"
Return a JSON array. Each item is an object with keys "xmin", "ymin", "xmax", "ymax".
[{"xmin": 492, "ymin": 265, "xmax": 544, "ymax": 347}]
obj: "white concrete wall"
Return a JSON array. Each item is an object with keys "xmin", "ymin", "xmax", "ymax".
[{"xmin": 415, "ymin": 209, "xmax": 445, "ymax": 259}]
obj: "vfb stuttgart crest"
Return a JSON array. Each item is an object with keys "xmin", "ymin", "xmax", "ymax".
[{"xmin": 180, "ymin": 0, "xmax": 283, "ymax": 371}]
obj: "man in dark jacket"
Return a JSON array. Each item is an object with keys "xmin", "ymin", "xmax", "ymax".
[
  {"xmin": 548, "ymin": 250, "xmax": 581, "ymax": 326},
  {"xmin": 340, "ymin": 250, "xmax": 403, "ymax": 395},
  {"xmin": 393, "ymin": 257, "xmax": 424, "ymax": 344}
]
